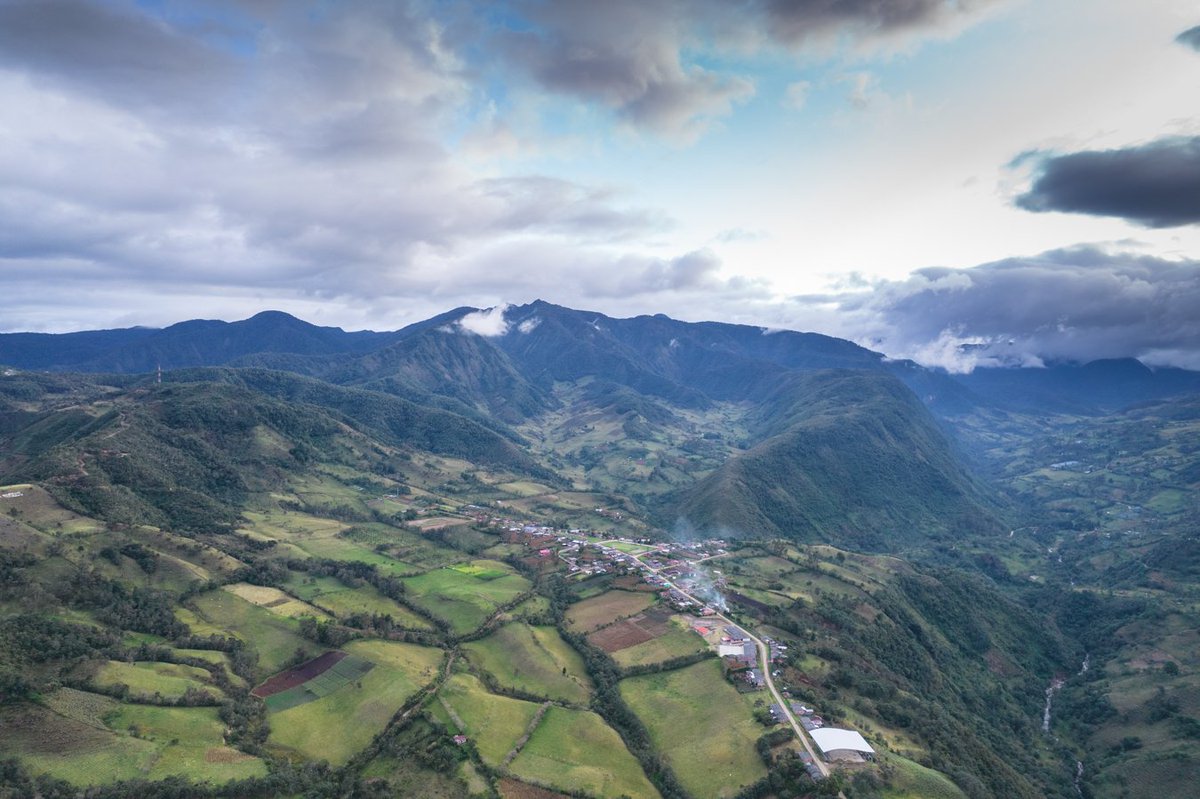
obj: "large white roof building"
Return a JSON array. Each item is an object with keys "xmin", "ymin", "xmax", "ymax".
[{"xmin": 810, "ymin": 728, "xmax": 875, "ymax": 757}]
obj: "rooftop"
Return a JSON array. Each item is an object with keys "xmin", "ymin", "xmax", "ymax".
[{"xmin": 809, "ymin": 728, "xmax": 875, "ymax": 755}]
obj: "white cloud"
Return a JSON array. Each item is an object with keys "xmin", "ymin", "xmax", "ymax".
[
  {"xmin": 783, "ymin": 80, "xmax": 811, "ymax": 111},
  {"xmin": 458, "ymin": 304, "xmax": 512, "ymax": 336}
]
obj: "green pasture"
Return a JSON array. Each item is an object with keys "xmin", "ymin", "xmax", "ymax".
[
  {"xmin": 180, "ymin": 589, "xmax": 314, "ymax": 675},
  {"xmin": 267, "ymin": 640, "xmax": 443, "ymax": 764},
  {"xmin": 509, "ymin": 706, "xmax": 659, "ymax": 799},
  {"xmin": 403, "ymin": 561, "xmax": 531, "ymax": 635},
  {"xmin": 0, "ymin": 484, "xmax": 103, "ymax": 535},
  {"xmin": 880, "ymin": 754, "xmax": 967, "ymax": 799},
  {"xmin": 0, "ymin": 690, "xmax": 265, "ymax": 786},
  {"xmin": 620, "ymin": 659, "xmax": 766, "ymax": 799},
  {"xmin": 464, "ymin": 623, "xmax": 591, "ymax": 704},
  {"xmin": 282, "ymin": 573, "xmax": 432, "ymax": 629},
  {"xmin": 438, "ymin": 673, "xmax": 541, "ymax": 767},
  {"xmin": 91, "ymin": 660, "xmax": 221, "ymax": 700}
]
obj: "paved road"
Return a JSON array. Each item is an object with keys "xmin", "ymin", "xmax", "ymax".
[{"xmin": 632, "ymin": 554, "xmax": 831, "ymax": 779}]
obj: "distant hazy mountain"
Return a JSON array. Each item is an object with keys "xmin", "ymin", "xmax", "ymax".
[{"xmin": 0, "ymin": 310, "xmax": 401, "ymax": 372}]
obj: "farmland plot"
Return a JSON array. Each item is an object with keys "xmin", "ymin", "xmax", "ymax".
[
  {"xmin": 620, "ymin": 659, "xmax": 766, "ymax": 799},
  {"xmin": 509, "ymin": 706, "xmax": 659, "ymax": 799}
]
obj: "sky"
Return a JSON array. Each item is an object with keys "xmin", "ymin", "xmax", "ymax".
[{"xmin": 2, "ymin": 0, "xmax": 1199, "ymax": 372}]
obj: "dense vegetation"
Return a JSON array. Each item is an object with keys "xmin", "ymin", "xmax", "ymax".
[{"xmin": 2, "ymin": 303, "xmax": 1199, "ymax": 799}]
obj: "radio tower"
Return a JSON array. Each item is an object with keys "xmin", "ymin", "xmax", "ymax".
[{"xmin": 157, "ymin": 363, "xmax": 162, "ymax": 385}]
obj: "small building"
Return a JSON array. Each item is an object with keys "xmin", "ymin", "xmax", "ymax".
[
  {"xmin": 452, "ymin": 735, "xmax": 468, "ymax": 745},
  {"xmin": 809, "ymin": 728, "xmax": 875, "ymax": 763}
]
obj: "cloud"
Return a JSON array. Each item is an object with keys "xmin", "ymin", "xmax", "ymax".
[
  {"xmin": 1014, "ymin": 137, "xmax": 1200, "ymax": 228},
  {"xmin": 0, "ymin": 2, "xmax": 686, "ymax": 332},
  {"xmin": 497, "ymin": 0, "xmax": 753, "ymax": 141},
  {"xmin": 759, "ymin": 0, "xmax": 1004, "ymax": 47},
  {"xmin": 491, "ymin": 0, "xmax": 995, "ymax": 140},
  {"xmin": 458, "ymin": 304, "xmax": 512, "ymax": 336},
  {"xmin": 0, "ymin": 0, "xmax": 237, "ymax": 116},
  {"xmin": 791, "ymin": 246, "xmax": 1200, "ymax": 371},
  {"xmin": 1178, "ymin": 25, "xmax": 1200, "ymax": 52},
  {"xmin": 782, "ymin": 80, "xmax": 811, "ymax": 110}
]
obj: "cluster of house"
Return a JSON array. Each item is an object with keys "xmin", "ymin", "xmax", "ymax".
[{"xmin": 716, "ymin": 625, "xmax": 787, "ymax": 688}]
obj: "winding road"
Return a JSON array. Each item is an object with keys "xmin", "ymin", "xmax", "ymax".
[{"xmin": 632, "ymin": 553, "xmax": 831, "ymax": 779}]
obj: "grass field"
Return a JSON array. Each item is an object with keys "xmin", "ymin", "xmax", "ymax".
[
  {"xmin": 90, "ymin": 660, "xmax": 222, "ymax": 700},
  {"xmin": 464, "ymin": 623, "xmax": 591, "ymax": 705},
  {"xmin": 880, "ymin": 754, "xmax": 966, "ymax": 799},
  {"xmin": 610, "ymin": 620, "xmax": 709, "ymax": 668},
  {"xmin": 584, "ymin": 537, "xmax": 659, "ymax": 555},
  {"xmin": 0, "ymin": 484, "xmax": 104, "ymax": 535},
  {"xmin": 620, "ymin": 659, "xmax": 767, "ymax": 799},
  {"xmin": 509, "ymin": 706, "xmax": 659, "ymax": 799},
  {"xmin": 438, "ymin": 673, "xmax": 542, "ymax": 767},
  {"xmin": 224, "ymin": 582, "xmax": 331, "ymax": 620},
  {"xmin": 507, "ymin": 594, "xmax": 553, "ymax": 621},
  {"xmin": 241, "ymin": 509, "xmax": 428, "ymax": 573},
  {"xmin": 403, "ymin": 561, "xmax": 531, "ymax": 635},
  {"xmin": 267, "ymin": 640, "xmax": 443, "ymax": 764},
  {"xmin": 564, "ymin": 590, "xmax": 657, "ymax": 633},
  {"xmin": 281, "ymin": 573, "xmax": 433, "ymax": 629},
  {"xmin": 180, "ymin": 589, "xmax": 315, "ymax": 675},
  {"xmin": 0, "ymin": 690, "xmax": 266, "ymax": 786}
]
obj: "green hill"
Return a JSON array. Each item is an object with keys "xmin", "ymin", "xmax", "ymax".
[{"xmin": 674, "ymin": 371, "xmax": 1002, "ymax": 549}]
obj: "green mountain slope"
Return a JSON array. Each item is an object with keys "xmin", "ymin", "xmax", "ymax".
[{"xmin": 675, "ymin": 371, "xmax": 1002, "ymax": 549}]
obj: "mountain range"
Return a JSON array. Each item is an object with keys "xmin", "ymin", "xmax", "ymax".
[{"xmin": 4, "ymin": 301, "xmax": 1198, "ymax": 551}]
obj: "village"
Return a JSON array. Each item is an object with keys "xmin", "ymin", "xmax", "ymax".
[{"xmin": 477, "ymin": 510, "xmax": 879, "ymax": 777}]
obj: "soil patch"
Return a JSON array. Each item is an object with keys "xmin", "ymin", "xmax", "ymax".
[
  {"xmin": 205, "ymin": 747, "xmax": 258, "ymax": 763},
  {"xmin": 497, "ymin": 777, "xmax": 573, "ymax": 799},
  {"xmin": 252, "ymin": 651, "xmax": 345, "ymax": 698},
  {"xmin": 588, "ymin": 608, "xmax": 676, "ymax": 653}
]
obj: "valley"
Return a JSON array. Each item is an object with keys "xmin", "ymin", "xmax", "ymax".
[{"xmin": 0, "ymin": 305, "xmax": 1197, "ymax": 799}]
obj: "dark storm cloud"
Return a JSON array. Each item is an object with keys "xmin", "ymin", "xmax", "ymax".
[
  {"xmin": 802, "ymin": 247, "xmax": 1200, "ymax": 371},
  {"xmin": 0, "ymin": 0, "xmax": 237, "ymax": 113},
  {"xmin": 1015, "ymin": 137, "xmax": 1200, "ymax": 228},
  {"xmin": 760, "ymin": 0, "xmax": 1002, "ymax": 45},
  {"xmin": 1177, "ymin": 25, "xmax": 1200, "ymax": 51}
]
